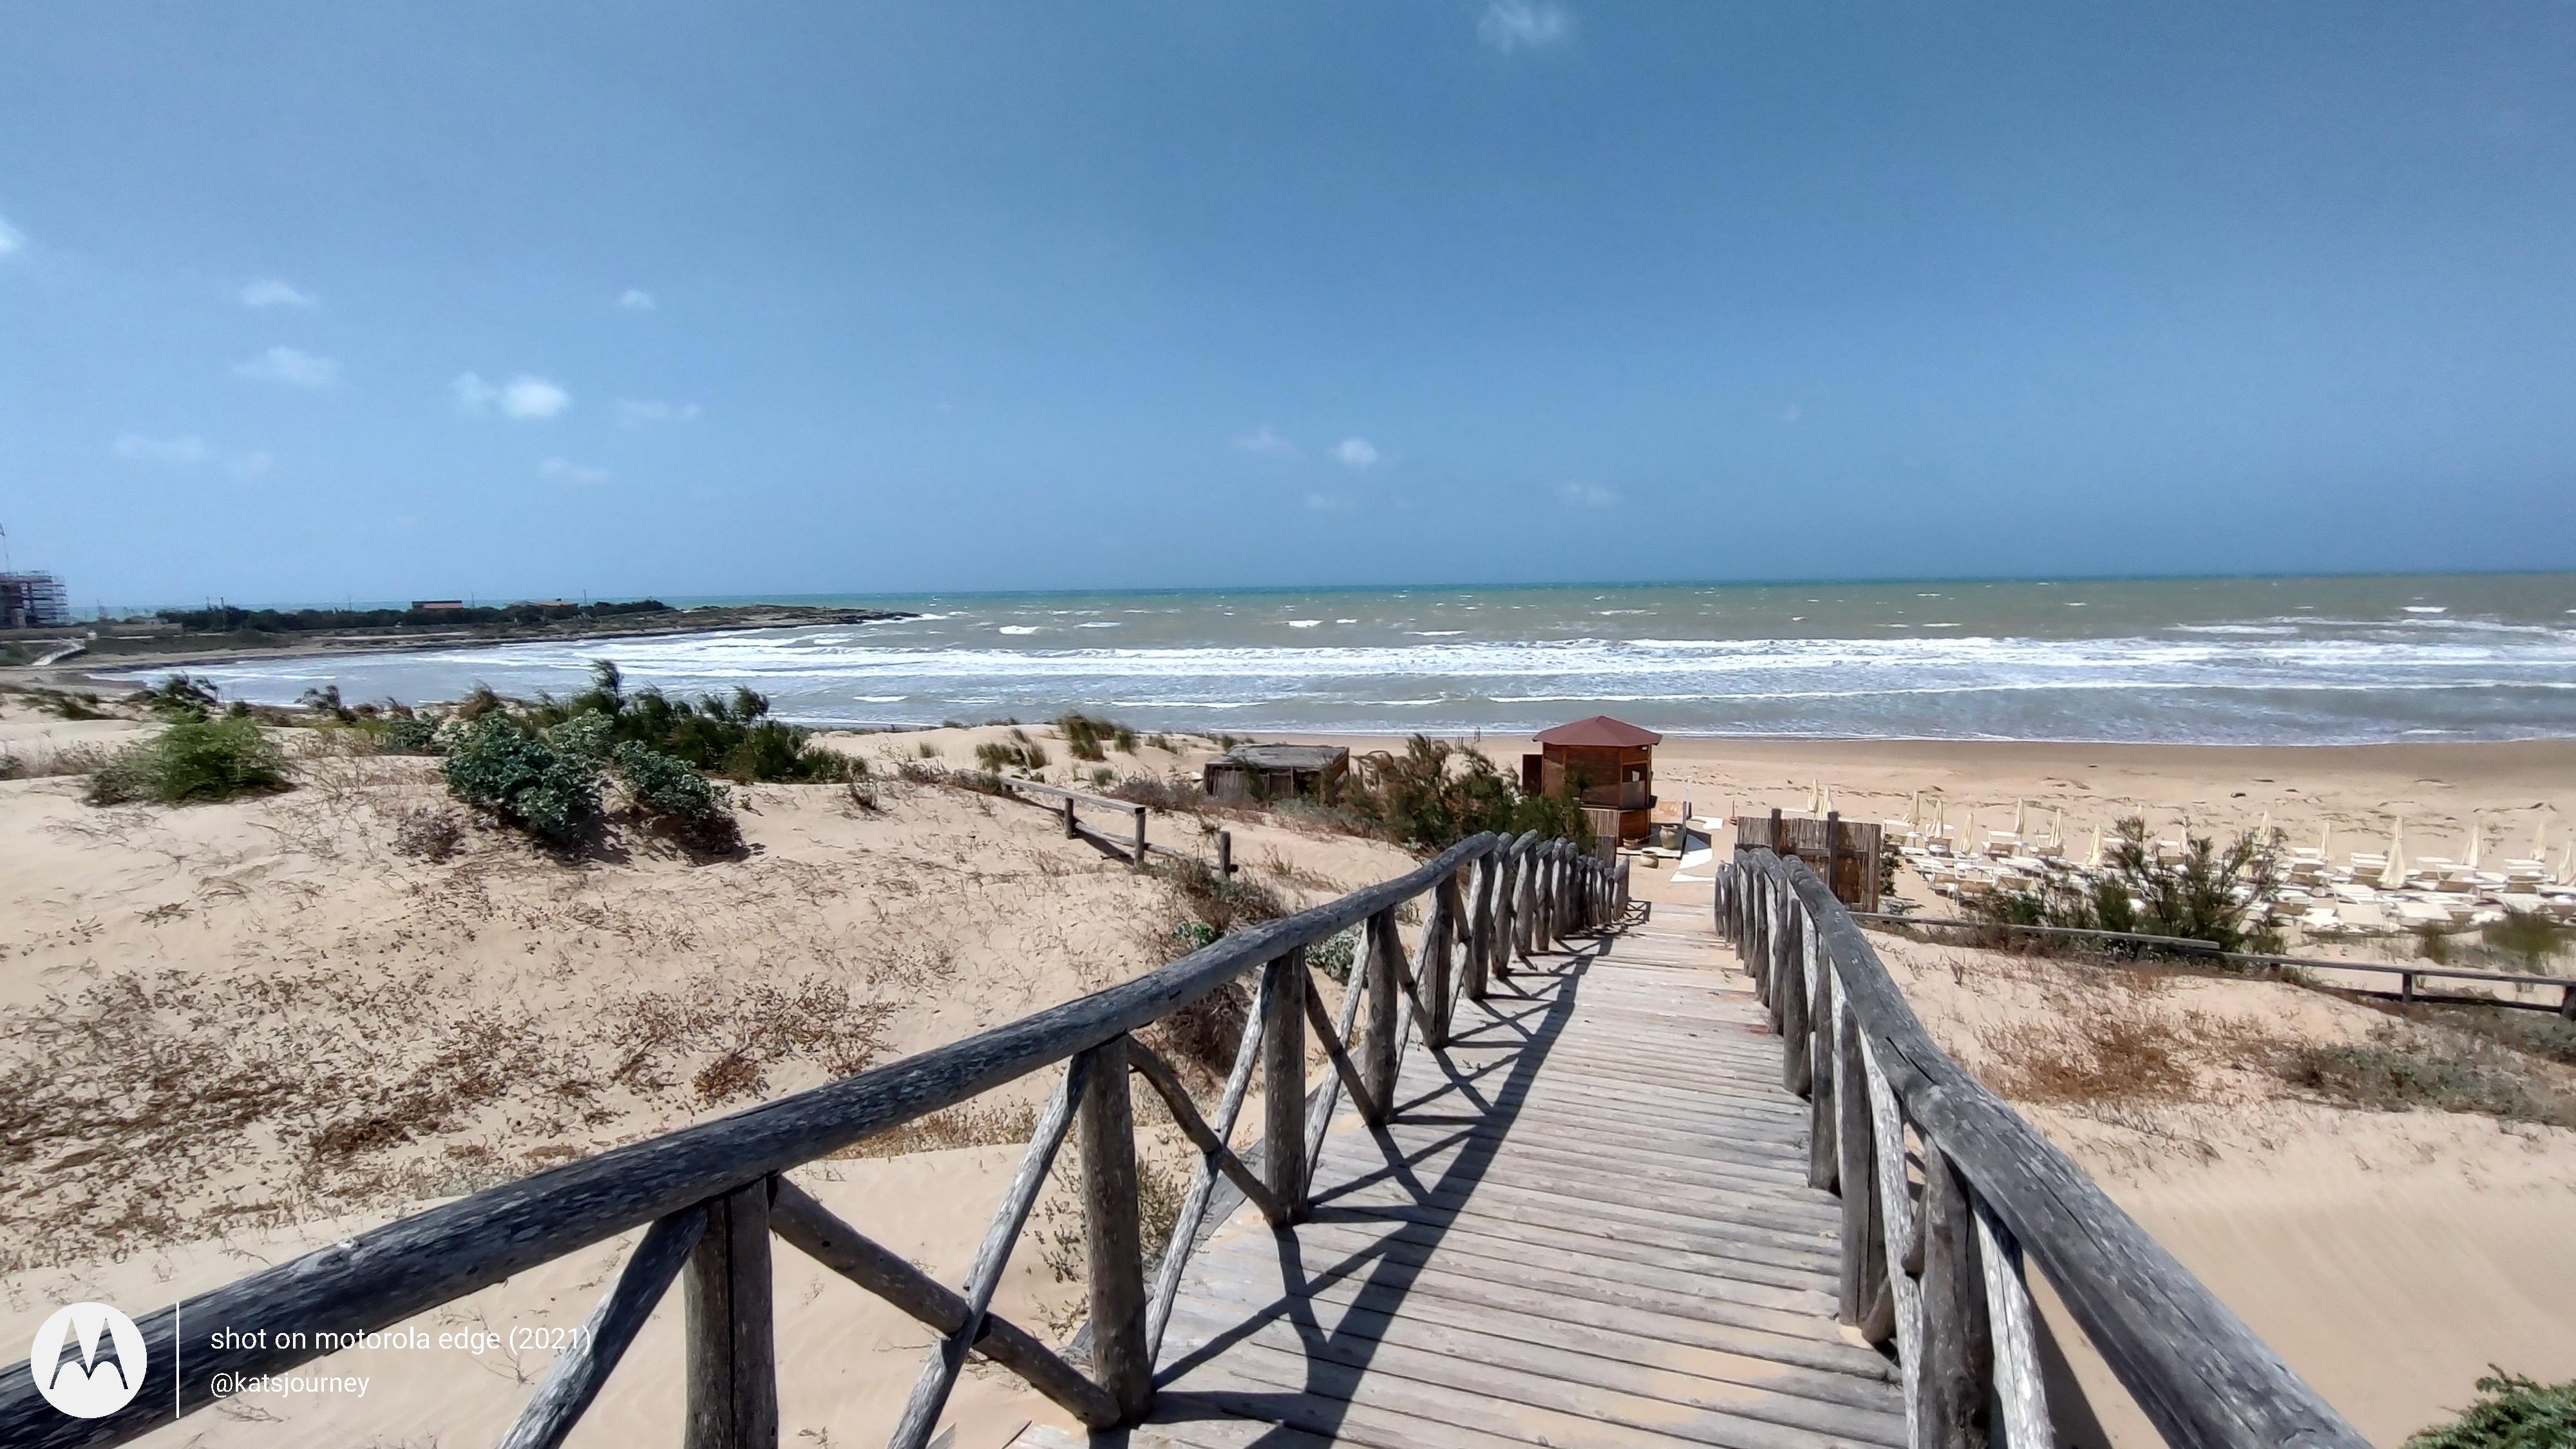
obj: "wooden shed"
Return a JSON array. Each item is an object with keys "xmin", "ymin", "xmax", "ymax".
[
  {"xmin": 1202, "ymin": 743, "xmax": 1350, "ymax": 803},
  {"xmin": 1524, "ymin": 715, "xmax": 1662, "ymax": 843}
]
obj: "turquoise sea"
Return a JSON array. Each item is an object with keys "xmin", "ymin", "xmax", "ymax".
[{"xmin": 157, "ymin": 574, "xmax": 2576, "ymax": 746}]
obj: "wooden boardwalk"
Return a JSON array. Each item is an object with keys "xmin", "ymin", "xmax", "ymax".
[{"xmin": 1025, "ymin": 913, "xmax": 1904, "ymax": 1448}]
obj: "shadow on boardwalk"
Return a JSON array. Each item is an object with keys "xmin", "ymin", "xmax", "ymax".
[
  {"xmin": 1148, "ymin": 945, "xmax": 1602, "ymax": 1442},
  {"xmin": 1039, "ymin": 914, "xmax": 1902, "ymax": 1449}
]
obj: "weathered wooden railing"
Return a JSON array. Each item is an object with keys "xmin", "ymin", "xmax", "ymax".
[
  {"xmin": 1, "ymin": 829, "xmax": 1618, "ymax": 1449},
  {"xmin": 1716, "ymin": 849, "xmax": 2368, "ymax": 1449},
  {"xmin": 1855, "ymin": 911, "xmax": 2576, "ymax": 1018},
  {"xmin": 990, "ymin": 776, "xmax": 1222, "ymax": 872}
]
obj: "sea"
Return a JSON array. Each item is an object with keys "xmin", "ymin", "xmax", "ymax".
[{"xmin": 149, "ymin": 574, "xmax": 2576, "ymax": 746}]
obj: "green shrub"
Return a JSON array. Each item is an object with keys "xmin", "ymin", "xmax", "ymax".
[
  {"xmin": 529, "ymin": 661, "xmax": 852, "ymax": 783},
  {"xmin": 1976, "ymin": 817, "xmax": 2284, "ymax": 955},
  {"xmin": 1057, "ymin": 714, "xmax": 1112, "ymax": 762},
  {"xmin": 298, "ymin": 684, "xmax": 355, "ymax": 722},
  {"xmin": 440, "ymin": 714, "xmax": 604, "ymax": 846},
  {"xmin": 974, "ymin": 733, "xmax": 1048, "ymax": 772},
  {"xmin": 85, "ymin": 717, "xmax": 292, "ymax": 805},
  {"xmin": 1312, "ymin": 927, "xmax": 1361, "ymax": 983},
  {"xmin": 613, "ymin": 740, "xmax": 740, "ymax": 855},
  {"xmin": 2406, "ymin": 1371, "xmax": 2576, "ymax": 1449},
  {"xmin": 378, "ymin": 712, "xmax": 443, "ymax": 755},
  {"xmin": 144, "ymin": 674, "xmax": 220, "ymax": 721},
  {"xmin": 1341, "ymin": 735, "xmax": 1593, "ymax": 854}
]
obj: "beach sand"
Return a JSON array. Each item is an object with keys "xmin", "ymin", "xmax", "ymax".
[{"xmin": 4, "ymin": 697, "xmax": 2570, "ymax": 1444}]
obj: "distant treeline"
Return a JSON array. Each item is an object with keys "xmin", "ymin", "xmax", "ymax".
[{"xmin": 161, "ymin": 600, "xmax": 674, "ymax": 633}]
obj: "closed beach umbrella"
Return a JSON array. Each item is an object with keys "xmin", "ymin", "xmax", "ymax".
[
  {"xmin": 2087, "ymin": 823, "xmax": 2103, "ymax": 868},
  {"xmin": 2380, "ymin": 817, "xmax": 2406, "ymax": 889},
  {"xmin": 2466, "ymin": 812, "xmax": 2482, "ymax": 871},
  {"xmin": 2013, "ymin": 798, "xmax": 2028, "ymax": 835}
]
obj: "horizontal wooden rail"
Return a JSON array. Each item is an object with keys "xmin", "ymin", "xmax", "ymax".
[
  {"xmin": 0, "ymin": 828, "xmax": 1615, "ymax": 1449},
  {"xmin": 1857, "ymin": 911, "xmax": 2576, "ymax": 1016},
  {"xmin": 1722, "ymin": 851, "xmax": 2367, "ymax": 1449}
]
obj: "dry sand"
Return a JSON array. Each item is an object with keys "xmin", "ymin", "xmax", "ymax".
[
  {"xmin": 0, "ymin": 701, "xmax": 1409, "ymax": 1448},
  {"xmin": 5, "ymin": 696, "xmax": 2572, "ymax": 1445}
]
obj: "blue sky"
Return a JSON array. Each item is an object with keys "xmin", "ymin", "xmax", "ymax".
[{"xmin": 3, "ymin": 3, "xmax": 2573, "ymax": 607}]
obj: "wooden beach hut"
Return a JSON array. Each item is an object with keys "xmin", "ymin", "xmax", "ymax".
[
  {"xmin": 1523, "ymin": 715, "xmax": 1662, "ymax": 843},
  {"xmin": 1202, "ymin": 743, "xmax": 1350, "ymax": 802}
]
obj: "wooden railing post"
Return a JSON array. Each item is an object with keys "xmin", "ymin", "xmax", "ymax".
[
  {"xmin": 1262, "ymin": 948, "xmax": 1309, "ymax": 1218},
  {"xmin": 1780, "ymin": 904, "xmax": 1811, "ymax": 1094},
  {"xmin": 1427, "ymin": 872, "xmax": 1464, "ymax": 1047},
  {"xmin": 1063, "ymin": 795, "xmax": 1079, "ymax": 838},
  {"xmin": 683, "ymin": 1179, "xmax": 777, "ymax": 1449},
  {"xmin": 1217, "ymin": 828, "xmax": 1233, "ymax": 876},
  {"xmin": 1808, "ymin": 938, "xmax": 1837, "ymax": 1191},
  {"xmin": 1918, "ymin": 1142, "xmax": 1994, "ymax": 1449},
  {"xmin": 1131, "ymin": 806, "xmax": 1148, "ymax": 869},
  {"xmin": 1359, "ymin": 908, "xmax": 1400, "ymax": 1124},
  {"xmin": 1835, "ymin": 999, "xmax": 1886, "ymax": 1327},
  {"xmin": 1465, "ymin": 849, "xmax": 1496, "ymax": 1003},
  {"xmin": 1079, "ymin": 1036, "xmax": 1153, "ymax": 1420}
]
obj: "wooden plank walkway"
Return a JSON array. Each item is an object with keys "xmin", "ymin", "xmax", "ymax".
[{"xmin": 1021, "ymin": 912, "xmax": 1903, "ymax": 1449}]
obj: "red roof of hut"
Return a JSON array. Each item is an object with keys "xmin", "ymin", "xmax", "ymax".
[{"xmin": 1531, "ymin": 715, "xmax": 1663, "ymax": 748}]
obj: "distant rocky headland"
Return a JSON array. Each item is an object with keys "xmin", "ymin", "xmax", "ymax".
[{"xmin": 4, "ymin": 600, "xmax": 913, "ymax": 685}]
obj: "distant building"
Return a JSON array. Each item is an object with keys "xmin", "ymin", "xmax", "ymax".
[
  {"xmin": 410, "ymin": 600, "xmax": 468, "ymax": 612},
  {"xmin": 1203, "ymin": 744, "xmax": 1350, "ymax": 802},
  {"xmin": 0, "ymin": 572, "xmax": 70, "ymax": 630},
  {"xmin": 1525, "ymin": 715, "xmax": 1662, "ymax": 843}
]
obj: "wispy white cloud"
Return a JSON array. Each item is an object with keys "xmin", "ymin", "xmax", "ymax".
[
  {"xmin": 1304, "ymin": 492, "xmax": 1352, "ymax": 512},
  {"xmin": 617, "ymin": 288, "xmax": 656, "ymax": 311},
  {"xmin": 539, "ymin": 457, "xmax": 612, "ymax": 486},
  {"xmin": 1479, "ymin": 0, "xmax": 1573, "ymax": 53},
  {"xmin": 1332, "ymin": 437, "xmax": 1380, "ymax": 468},
  {"xmin": 113, "ymin": 434, "xmax": 277, "ymax": 475},
  {"xmin": 0, "ymin": 214, "xmax": 23, "ymax": 257},
  {"xmin": 1558, "ymin": 480, "xmax": 1619, "ymax": 507},
  {"xmin": 1232, "ymin": 424, "xmax": 1298, "ymax": 457},
  {"xmin": 453, "ymin": 372, "xmax": 571, "ymax": 419},
  {"xmin": 113, "ymin": 433, "xmax": 213, "ymax": 466},
  {"xmin": 233, "ymin": 345, "xmax": 340, "ymax": 388},
  {"xmin": 615, "ymin": 397, "xmax": 701, "ymax": 427},
  {"xmin": 239, "ymin": 279, "xmax": 317, "ymax": 308}
]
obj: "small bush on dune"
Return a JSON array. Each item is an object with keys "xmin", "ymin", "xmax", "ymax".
[
  {"xmin": 1057, "ymin": 714, "xmax": 1112, "ymax": 762},
  {"xmin": 975, "ymin": 735, "xmax": 1048, "ymax": 773},
  {"xmin": 1340, "ymin": 735, "xmax": 1594, "ymax": 853},
  {"xmin": 2406, "ymin": 1370, "xmax": 2576, "ymax": 1449},
  {"xmin": 2274, "ymin": 1023, "xmax": 2576, "ymax": 1130},
  {"xmin": 613, "ymin": 740, "xmax": 741, "ymax": 855},
  {"xmin": 2481, "ymin": 911, "xmax": 2571, "ymax": 972},
  {"xmin": 377, "ymin": 710, "xmax": 444, "ymax": 755},
  {"xmin": 439, "ymin": 714, "xmax": 606, "ymax": 846},
  {"xmin": 1975, "ymin": 817, "xmax": 2285, "ymax": 956},
  {"xmin": 41, "ymin": 689, "xmax": 106, "ymax": 721},
  {"xmin": 536, "ymin": 661, "xmax": 853, "ymax": 783},
  {"xmin": 1108, "ymin": 773, "xmax": 1204, "ymax": 813},
  {"xmin": 85, "ymin": 717, "xmax": 292, "ymax": 805},
  {"xmin": 144, "ymin": 674, "xmax": 220, "ymax": 721}
]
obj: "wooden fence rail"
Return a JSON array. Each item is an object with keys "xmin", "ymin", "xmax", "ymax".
[
  {"xmin": 0, "ymin": 828, "xmax": 1618, "ymax": 1449},
  {"xmin": 1716, "ymin": 851, "xmax": 2369, "ymax": 1449},
  {"xmin": 1853, "ymin": 911, "xmax": 2576, "ymax": 1017}
]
